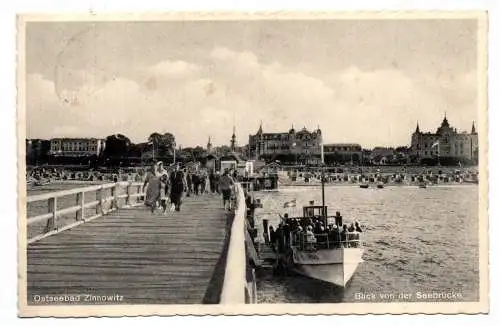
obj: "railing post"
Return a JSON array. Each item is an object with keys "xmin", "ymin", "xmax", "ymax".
[
  {"xmin": 96, "ymin": 187, "xmax": 103, "ymax": 215},
  {"xmin": 137, "ymin": 185, "xmax": 142, "ymax": 204},
  {"xmin": 110, "ymin": 185, "xmax": 117, "ymax": 209},
  {"xmin": 44, "ymin": 197, "xmax": 57, "ymax": 232},
  {"xmin": 76, "ymin": 191, "xmax": 85, "ymax": 221},
  {"xmin": 115, "ymin": 183, "xmax": 119, "ymax": 208},
  {"xmin": 125, "ymin": 182, "xmax": 131, "ymax": 206}
]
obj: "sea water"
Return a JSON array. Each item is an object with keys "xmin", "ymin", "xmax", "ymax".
[{"xmin": 254, "ymin": 185, "xmax": 479, "ymax": 303}]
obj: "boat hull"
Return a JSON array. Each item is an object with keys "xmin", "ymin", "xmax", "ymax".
[{"xmin": 291, "ymin": 247, "xmax": 363, "ymax": 287}]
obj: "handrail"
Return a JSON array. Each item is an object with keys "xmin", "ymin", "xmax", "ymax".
[
  {"xmin": 27, "ymin": 181, "xmax": 145, "ymax": 244},
  {"xmin": 220, "ymin": 182, "xmax": 246, "ymax": 304},
  {"xmin": 290, "ymin": 231, "xmax": 363, "ymax": 250},
  {"xmin": 27, "ymin": 182, "xmax": 143, "ymax": 203}
]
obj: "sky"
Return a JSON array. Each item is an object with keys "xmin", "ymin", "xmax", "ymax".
[{"xmin": 25, "ymin": 18, "xmax": 479, "ymax": 148}]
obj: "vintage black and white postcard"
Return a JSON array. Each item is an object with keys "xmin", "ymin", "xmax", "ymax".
[{"xmin": 17, "ymin": 12, "xmax": 489, "ymax": 316}]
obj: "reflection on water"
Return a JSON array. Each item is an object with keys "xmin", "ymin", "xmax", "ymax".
[{"xmin": 254, "ymin": 185, "xmax": 479, "ymax": 303}]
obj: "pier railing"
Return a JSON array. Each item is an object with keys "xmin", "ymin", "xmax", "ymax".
[
  {"xmin": 27, "ymin": 182, "xmax": 145, "ymax": 244},
  {"xmin": 220, "ymin": 182, "xmax": 256, "ymax": 304}
]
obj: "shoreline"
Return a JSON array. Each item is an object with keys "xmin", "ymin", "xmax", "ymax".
[{"xmin": 278, "ymin": 182, "xmax": 478, "ymax": 188}]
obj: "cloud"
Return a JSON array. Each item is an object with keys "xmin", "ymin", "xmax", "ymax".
[
  {"xmin": 144, "ymin": 60, "xmax": 200, "ymax": 79},
  {"xmin": 25, "ymin": 47, "xmax": 477, "ymax": 148}
]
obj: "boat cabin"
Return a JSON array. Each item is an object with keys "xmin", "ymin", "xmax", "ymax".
[{"xmin": 303, "ymin": 205, "xmax": 328, "ymax": 220}]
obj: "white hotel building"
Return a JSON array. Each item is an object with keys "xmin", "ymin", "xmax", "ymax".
[{"xmin": 49, "ymin": 138, "xmax": 105, "ymax": 157}]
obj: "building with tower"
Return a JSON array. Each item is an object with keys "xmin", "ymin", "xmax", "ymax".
[
  {"xmin": 410, "ymin": 114, "xmax": 478, "ymax": 165},
  {"xmin": 230, "ymin": 126, "xmax": 237, "ymax": 152},
  {"xmin": 248, "ymin": 123, "xmax": 323, "ymax": 164},
  {"xmin": 206, "ymin": 136, "xmax": 213, "ymax": 153}
]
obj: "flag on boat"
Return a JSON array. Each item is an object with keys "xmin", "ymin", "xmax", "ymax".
[
  {"xmin": 283, "ymin": 198, "xmax": 297, "ymax": 208},
  {"xmin": 431, "ymin": 141, "xmax": 440, "ymax": 149}
]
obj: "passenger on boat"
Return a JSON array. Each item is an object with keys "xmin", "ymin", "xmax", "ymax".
[
  {"xmin": 269, "ymin": 226, "xmax": 276, "ymax": 251},
  {"xmin": 350, "ymin": 231, "xmax": 361, "ymax": 248},
  {"xmin": 340, "ymin": 224, "xmax": 348, "ymax": 247},
  {"xmin": 329, "ymin": 224, "xmax": 341, "ymax": 248},
  {"xmin": 294, "ymin": 225, "xmax": 304, "ymax": 246},
  {"xmin": 275, "ymin": 223, "xmax": 286, "ymax": 253},
  {"xmin": 316, "ymin": 225, "xmax": 327, "ymax": 249},
  {"xmin": 355, "ymin": 221, "xmax": 363, "ymax": 232},
  {"xmin": 348, "ymin": 223, "xmax": 355, "ymax": 233},
  {"xmin": 289, "ymin": 218, "xmax": 299, "ymax": 232},
  {"xmin": 305, "ymin": 225, "xmax": 317, "ymax": 250},
  {"xmin": 335, "ymin": 211, "xmax": 343, "ymax": 227},
  {"xmin": 283, "ymin": 221, "xmax": 291, "ymax": 248}
]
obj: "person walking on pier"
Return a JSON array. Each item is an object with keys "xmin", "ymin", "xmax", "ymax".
[
  {"xmin": 192, "ymin": 172, "xmax": 201, "ymax": 195},
  {"xmin": 219, "ymin": 169, "xmax": 234, "ymax": 210},
  {"xmin": 186, "ymin": 171, "xmax": 193, "ymax": 197},
  {"xmin": 200, "ymin": 169, "xmax": 208, "ymax": 194},
  {"xmin": 214, "ymin": 171, "xmax": 221, "ymax": 194},
  {"xmin": 209, "ymin": 171, "xmax": 215, "ymax": 193},
  {"xmin": 170, "ymin": 169, "xmax": 186, "ymax": 212},
  {"xmin": 143, "ymin": 162, "xmax": 164, "ymax": 214}
]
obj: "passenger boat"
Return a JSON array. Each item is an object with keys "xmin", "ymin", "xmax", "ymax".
[
  {"xmin": 376, "ymin": 183, "xmax": 384, "ymax": 189},
  {"xmin": 272, "ymin": 167, "xmax": 364, "ymax": 287},
  {"xmin": 359, "ymin": 183, "xmax": 369, "ymax": 189}
]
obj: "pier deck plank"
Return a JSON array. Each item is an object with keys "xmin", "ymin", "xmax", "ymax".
[{"xmin": 27, "ymin": 193, "xmax": 232, "ymax": 304}]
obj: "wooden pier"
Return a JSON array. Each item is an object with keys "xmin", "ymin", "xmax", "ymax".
[{"xmin": 25, "ymin": 183, "xmax": 251, "ymax": 305}]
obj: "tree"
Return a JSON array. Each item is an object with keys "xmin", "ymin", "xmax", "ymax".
[
  {"xmin": 148, "ymin": 132, "xmax": 176, "ymax": 157},
  {"xmin": 214, "ymin": 145, "xmax": 231, "ymax": 157},
  {"xmin": 192, "ymin": 146, "xmax": 207, "ymax": 160},
  {"xmin": 103, "ymin": 134, "xmax": 131, "ymax": 159}
]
